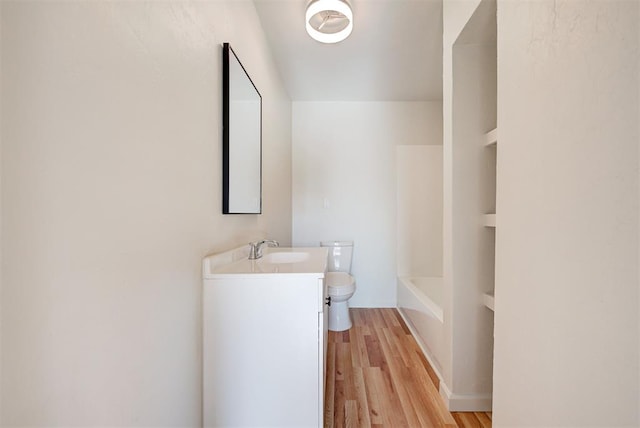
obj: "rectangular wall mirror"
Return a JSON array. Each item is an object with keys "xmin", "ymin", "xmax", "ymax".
[{"xmin": 222, "ymin": 43, "xmax": 262, "ymax": 214}]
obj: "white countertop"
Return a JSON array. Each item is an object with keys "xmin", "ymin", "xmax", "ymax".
[{"xmin": 203, "ymin": 246, "xmax": 329, "ymax": 279}]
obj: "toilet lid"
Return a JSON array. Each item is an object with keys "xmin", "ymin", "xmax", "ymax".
[{"xmin": 326, "ymin": 272, "xmax": 356, "ymax": 296}]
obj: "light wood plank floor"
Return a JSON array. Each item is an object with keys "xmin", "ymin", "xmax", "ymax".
[{"xmin": 325, "ymin": 308, "xmax": 491, "ymax": 428}]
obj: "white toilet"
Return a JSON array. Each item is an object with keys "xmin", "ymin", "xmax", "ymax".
[{"xmin": 321, "ymin": 241, "xmax": 356, "ymax": 332}]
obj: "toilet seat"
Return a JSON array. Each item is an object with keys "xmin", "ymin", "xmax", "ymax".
[{"xmin": 326, "ymin": 272, "xmax": 356, "ymax": 296}]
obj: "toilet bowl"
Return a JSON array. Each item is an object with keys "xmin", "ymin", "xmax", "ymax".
[
  {"xmin": 326, "ymin": 272, "xmax": 356, "ymax": 331},
  {"xmin": 321, "ymin": 241, "xmax": 356, "ymax": 332}
]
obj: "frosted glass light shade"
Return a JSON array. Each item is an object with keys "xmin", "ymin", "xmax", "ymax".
[{"xmin": 305, "ymin": 0, "xmax": 353, "ymax": 44}]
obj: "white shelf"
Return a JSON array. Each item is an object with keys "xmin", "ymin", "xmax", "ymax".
[
  {"xmin": 483, "ymin": 128, "xmax": 497, "ymax": 147},
  {"xmin": 483, "ymin": 213, "xmax": 496, "ymax": 227},
  {"xmin": 483, "ymin": 292, "xmax": 495, "ymax": 311}
]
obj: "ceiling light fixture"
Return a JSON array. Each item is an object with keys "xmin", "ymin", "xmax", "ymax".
[{"xmin": 305, "ymin": 0, "xmax": 353, "ymax": 44}]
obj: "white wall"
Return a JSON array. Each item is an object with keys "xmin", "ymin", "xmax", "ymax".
[
  {"xmin": 493, "ymin": 0, "xmax": 639, "ymax": 425},
  {"xmin": 292, "ymin": 102, "xmax": 442, "ymax": 307},
  {"xmin": 0, "ymin": 1, "xmax": 291, "ymax": 425},
  {"xmin": 396, "ymin": 145, "xmax": 443, "ymax": 278}
]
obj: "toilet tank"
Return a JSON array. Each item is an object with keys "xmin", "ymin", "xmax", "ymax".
[{"xmin": 320, "ymin": 241, "xmax": 353, "ymax": 273}]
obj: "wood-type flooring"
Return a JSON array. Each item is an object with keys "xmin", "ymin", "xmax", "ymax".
[{"xmin": 325, "ymin": 308, "xmax": 491, "ymax": 428}]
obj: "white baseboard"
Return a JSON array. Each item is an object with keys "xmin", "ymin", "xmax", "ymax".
[{"xmin": 439, "ymin": 382, "xmax": 493, "ymax": 412}]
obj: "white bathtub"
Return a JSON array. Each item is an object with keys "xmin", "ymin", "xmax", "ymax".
[{"xmin": 397, "ymin": 276, "xmax": 445, "ymax": 379}]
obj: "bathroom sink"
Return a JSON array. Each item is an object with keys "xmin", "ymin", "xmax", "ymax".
[
  {"xmin": 203, "ymin": 246, "xmax": 327, "ymax": 276},
  {"xmin": 260, "ymin": 251, "xmax": 310, "ymax": 264}
]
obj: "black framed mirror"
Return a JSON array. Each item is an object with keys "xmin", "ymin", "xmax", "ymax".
[{"xmin": 222, "ymin": 43, "xmax": 262, "ymax": 214}]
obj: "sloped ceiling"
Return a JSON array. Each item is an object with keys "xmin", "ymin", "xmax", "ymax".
[{"xmin": 254, "ymin": 0, "xmax": 443, "ymax": 101}]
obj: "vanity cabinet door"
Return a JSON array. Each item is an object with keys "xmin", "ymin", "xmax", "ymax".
[{"xmin": 204, "ymin": 276, "xmax": 320, "ymax": 427}]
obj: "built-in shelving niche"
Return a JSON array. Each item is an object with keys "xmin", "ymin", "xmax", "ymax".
[
  {"xmin": 448, "ymin": 1, "xmax": 497, "ymax": 409},
  {"xmin": 482, "ymin": 127, "xmax": 497, "ymax": 312}
]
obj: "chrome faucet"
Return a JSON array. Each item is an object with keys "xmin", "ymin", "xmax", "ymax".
[{"xmin": 248, "ymin": 240, "xmax": 279, "ymax": 260}]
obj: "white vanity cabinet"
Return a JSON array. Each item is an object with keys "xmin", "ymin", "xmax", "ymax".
[{"xmin": 202, "ymin": 246, "xmax": 329, "ymax": 427}]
